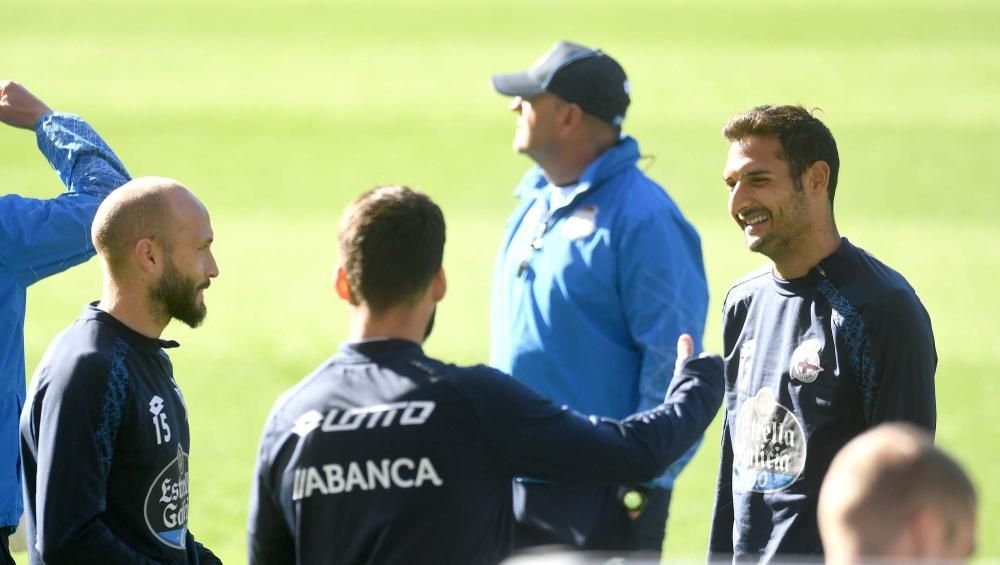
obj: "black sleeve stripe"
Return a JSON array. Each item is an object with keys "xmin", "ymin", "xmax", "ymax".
[
  {"xmin": 817, "ymin": 279, "xmax": 877, "ymax": 424},
  {"xmin": 96, "ymin": 337, "xmax": 130, "ymax": 478}
]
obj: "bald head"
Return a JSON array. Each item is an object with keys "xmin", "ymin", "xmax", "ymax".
[
  {"xmin": 91, "ymin": 177, "xmax": 204, "ymax": 275},
  {"xmin": 819, "ymin": 423, "xmax": 976, "ymax": 563}
]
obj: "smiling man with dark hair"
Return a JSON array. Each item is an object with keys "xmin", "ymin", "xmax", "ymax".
[{"xmin": 709, "ymin": 105, "xmax": 937, "ymax": 562}]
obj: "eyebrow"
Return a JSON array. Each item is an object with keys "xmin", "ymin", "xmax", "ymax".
[{"xmin": 724, "ymin": 169, "xmax": 773, "ymax": 183}]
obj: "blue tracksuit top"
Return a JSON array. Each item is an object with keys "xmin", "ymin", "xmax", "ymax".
[
  {"xmin": 490, "ymin": 135, "xmax": 709, "ymax": 488},
  {"xmin": 0, "ymin": 114, "xmax": 129, "ymax": 528},
  {"xmin": 248, "ymin": 339, "xmax": 724, "ymax": 565},
  {"xmin": 708, "ymin": 239, "xmax": 936, "ymax": 562}
]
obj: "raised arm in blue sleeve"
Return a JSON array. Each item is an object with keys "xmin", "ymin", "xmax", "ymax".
[
  {"xmin": 456, "ymin": 355, "xmax": 724, "ymax": 484},
  {"xmin": 0, "ymin": 112, "xmax": 130, "ymax": 283}
]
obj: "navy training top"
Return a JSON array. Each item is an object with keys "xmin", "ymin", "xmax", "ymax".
[
  {"xmin": 20, "ymin": 305, "xmax": 219, "ymax": 564},
  {"xmin": 248, "ymin": 338, "xmax": 724, "ymax": 565},
  {"xmin": 708, "ymin": 238, "xmax": 936, "ymax": 562}
]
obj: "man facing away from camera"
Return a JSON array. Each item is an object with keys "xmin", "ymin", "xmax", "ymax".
[
  {"xmin": 0, "ymin": 80, "xmax": 132, "ymax": 565},
  {"xmin": 489, "ymin": 40, "xmax": 709, "ymax": 553},
  {"xmin": 709, "ymin": 105, "xmax": 937, "ymax": 562},
  {"xmin": 247, "ymin": 185, "xmax": 723, "ymax": 565},
  {"xmin": 819, "ymin": 423, "xmax": 976, "ymax": 564},
  {"xmin": 20, "ymin": 178, "xmax": 221, "ymax": 564}
]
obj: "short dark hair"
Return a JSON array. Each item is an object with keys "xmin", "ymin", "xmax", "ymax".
[
  {"xmin": 723, "ymin": 105, "xmax": 840, "ymax": 204},
  {"xmin": 338, "ymin": 186, "xmax": 445, "ymax": 313}
]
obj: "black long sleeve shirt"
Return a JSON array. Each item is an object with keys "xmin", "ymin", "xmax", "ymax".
[
  {"xmin": 708, "ymin": 238, "xmax": 937, "ymax": 562},
  {"xmin": 248, "ymin": 338, "xmax": 724, "ymax": 565},
  {"xmin": 20, "ymin": 305, "xmax": 220, "ymax": 564}
]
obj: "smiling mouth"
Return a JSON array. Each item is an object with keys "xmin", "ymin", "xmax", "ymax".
[{"xmin": 738, "ymin": 210, "xmax": 771, "ymax": 230}]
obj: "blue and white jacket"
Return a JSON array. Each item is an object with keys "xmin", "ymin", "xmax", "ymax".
[
  {"xmin": 0, "ymin": 113, "xmax": 129, "ymax": 528},
  {"xmin": 490, "ymin": 135, "xmax": 709, "ymax": 489}
]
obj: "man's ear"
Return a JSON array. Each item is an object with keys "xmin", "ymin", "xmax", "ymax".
[
  {"xmin": 335, "ymin": 266, "xmax": 353, "ymax": 302},
  {"xmin": 804, "ymin": 160, "xmax": 831, "ymax": 198},
  {"xmin": 431, "ymin": 268, "xmax": 446, "ymax": 302},
  {"xmin": 134, "ymin": 238, "xmax": 160, "ymax": 275},
  {"xmin": 560, "ymin": 103, "xmax": 584, "ymax": 134}
]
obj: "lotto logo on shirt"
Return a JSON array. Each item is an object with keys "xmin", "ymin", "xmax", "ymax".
[
  {"xmin": 144, "ymin": 444, "xmax": 190, "ymax": 549},
  {"xmin": 292, "ymin": 401, "xmax": 436, "ymax": 436}
]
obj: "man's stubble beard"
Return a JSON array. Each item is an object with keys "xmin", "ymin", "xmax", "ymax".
[{"xmin": 149, "ymin": 257, "xmax": 207, "ymax": 329}]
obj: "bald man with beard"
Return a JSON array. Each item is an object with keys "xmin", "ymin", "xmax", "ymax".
[
  {"xmin": 819, "ymin": 424, "xmax": 977, "ymax": 564},
  {"xmin": 19, "ymin": 178, "xmax": 221, "ymax": 565}
]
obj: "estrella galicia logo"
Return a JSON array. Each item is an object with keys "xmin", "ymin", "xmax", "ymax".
[
  {"xmin": 732, "ymin": 388, "xmax": 807, "ymax": 493},
  {"xmin": 144, "ymin": 444, "xmax": 190, "ymax": 549}
]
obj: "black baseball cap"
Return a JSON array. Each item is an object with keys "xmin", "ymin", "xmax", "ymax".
[{"xmin": 492, "ymin": 40, "xmax": 631, "ymax": 127}]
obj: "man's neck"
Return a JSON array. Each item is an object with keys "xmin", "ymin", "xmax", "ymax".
[
  {"xmin": 98, "ymin": 280, "xmax": 168, "ymax": 338},
  {"xmin": 346, "ymin": 306, "xmax": 428, "ymax": 345},
  {"xmin": 771, "ymin": 229, "xmax": 842, "ymax": 280},
  {"xmin": 537, "ymin": 140, "xmax": 610, "ymax": 187},
  {"xmin": 540, "ymin": 160, "xmax": 588, "ymax": 187}
]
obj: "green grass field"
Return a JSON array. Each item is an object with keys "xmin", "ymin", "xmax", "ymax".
[{"xmin": 5, "ymin": 0, "xmax": 999, "ymax": 562}]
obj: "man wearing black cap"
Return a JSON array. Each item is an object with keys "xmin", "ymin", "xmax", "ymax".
[{"xmin": 489, "ymin": 41, "xmax": 710, "ymax": 553}]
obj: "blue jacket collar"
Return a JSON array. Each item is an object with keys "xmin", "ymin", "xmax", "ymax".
[{"xmin": 514, "ymin": 135, "xmax": 641, "ymax": 199}]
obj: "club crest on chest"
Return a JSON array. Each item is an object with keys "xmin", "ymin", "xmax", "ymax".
[
  {"xmin": 562, "ymin": 205, "xmax": 598, "ymax": 240},
  {"xmin": 789, "ymin": 339, "xmax": 823, "ymax": 384}
]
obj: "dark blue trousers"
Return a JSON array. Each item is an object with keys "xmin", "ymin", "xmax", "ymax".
[{"xmin": 1, "ymin": 527, "xmax": 15, "ymax": 565}]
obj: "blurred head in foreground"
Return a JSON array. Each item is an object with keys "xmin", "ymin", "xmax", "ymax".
[
  {"xmin": 818, "ymin": 423, "xmax": 976, "ymax": 564},
  {"xmin": 334, "ymin": 185, "xmax": 446, "ymax": 342}
]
